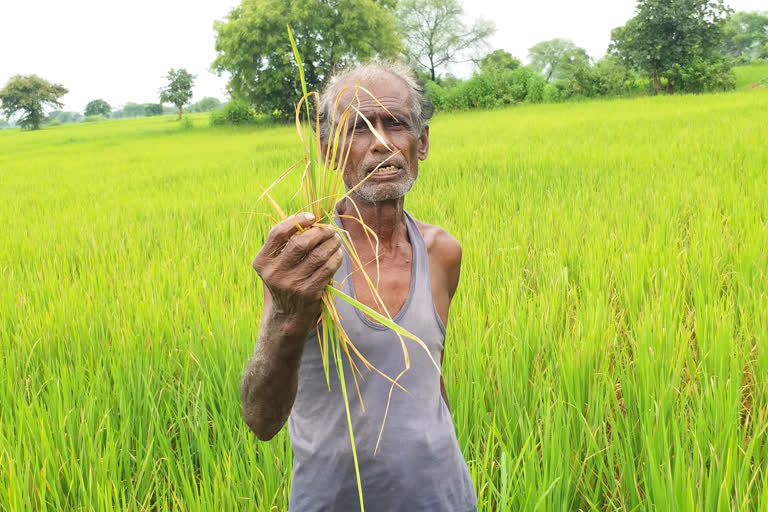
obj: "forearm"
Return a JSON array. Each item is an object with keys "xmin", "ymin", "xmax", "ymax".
[{"xmin": 240, "ymin": 311, "xmax": 314, "ymax": 441}]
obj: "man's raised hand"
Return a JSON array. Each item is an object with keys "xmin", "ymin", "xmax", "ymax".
[{"xmin": 252, "ymin": 213, "xmax": 344, "ymax": 324}]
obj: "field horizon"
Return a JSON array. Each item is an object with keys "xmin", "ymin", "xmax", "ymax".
[{"xmin": 2, "ymin": 87, "xmax": 768, "ymax": 511}]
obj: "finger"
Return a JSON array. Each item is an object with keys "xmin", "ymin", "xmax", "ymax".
[
  {"xmin": 281, "ymin": 226, "xmax": 336, "ymax": 262},
  {"xmin": 298, "ymin": 233, "xmax": 343, "ymax": 273},
  {"xmin": 264, "ymin": 212, "xmax": 316, "ymax": 250},
  {"xmin": 307, "ymin": 247, "xmax": 344, "ymax": 289}
]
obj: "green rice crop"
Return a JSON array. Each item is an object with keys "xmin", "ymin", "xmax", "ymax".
[{"xmin": 1, "ymin": 88, "xmax": 767, "ymax": 511}]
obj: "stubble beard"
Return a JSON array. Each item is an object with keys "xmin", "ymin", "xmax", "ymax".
[{"xmin": 345, "ymin": 172, "xmax": 416, "ymax": 203}]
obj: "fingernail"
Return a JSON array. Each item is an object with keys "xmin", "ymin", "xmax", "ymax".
[{"xmin": 302, "ymin": 212, "xmax": 315, "ymax": 221}]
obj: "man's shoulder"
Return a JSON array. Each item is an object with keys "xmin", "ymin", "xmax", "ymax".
[{"xmin": 412, "ymin": 218, "xmax": 462, "ymax": 271}]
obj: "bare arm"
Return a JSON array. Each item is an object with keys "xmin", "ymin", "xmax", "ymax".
[
  {"xmin": 430, "ymin": 228, "xmax": 462, "ymax": 414},
  {"xmin": 241, "ymin": 213, "xmax": 343, "ymax": 441}
]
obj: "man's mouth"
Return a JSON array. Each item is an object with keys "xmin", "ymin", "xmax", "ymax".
[{"xmin": 367, "ymin": 165, "xmax": 401, "ymax": 176}]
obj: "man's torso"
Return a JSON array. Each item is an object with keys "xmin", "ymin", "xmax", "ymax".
[{"xmin": 286, "ymin": 211, "xmax": 476, "ymax": 512}]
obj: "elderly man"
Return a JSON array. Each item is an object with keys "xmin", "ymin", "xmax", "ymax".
[{"xmin": 241, "ymin": 61, "xmax": 477, "ymax": 512}]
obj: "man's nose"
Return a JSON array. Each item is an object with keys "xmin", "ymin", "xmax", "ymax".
[{"xmin": 370, "ymin": 119, "xmax": 393, "ymax": 153}]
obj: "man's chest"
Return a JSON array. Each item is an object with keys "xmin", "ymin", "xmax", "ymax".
[{"xmin": 350, "ymin": 253, "xmax": 413, "ymax": 318}]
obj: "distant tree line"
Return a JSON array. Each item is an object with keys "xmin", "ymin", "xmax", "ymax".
[
  {"xmin": 1, "ymin": 65, "xmax": 219, "ymax": 130},
  {"xmin": 210, "ymin": 0, "xmax": 767, "ymax": 119},
  {"xmin": 2, "ymin": 0, "xmax": 766, "ymax": 130},
  {"xmin": 427, "ymin": 4, "xmax": 767, "ymax": 111}
]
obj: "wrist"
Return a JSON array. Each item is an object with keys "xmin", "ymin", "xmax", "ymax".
[{"xmin": 267, "ymin": 308, "xmax": 318, "ymax": 338}]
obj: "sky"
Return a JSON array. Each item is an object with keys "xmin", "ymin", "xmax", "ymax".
[{"xmin": 2, "ymin": 0, "xmax": 766, "ymax": 114}]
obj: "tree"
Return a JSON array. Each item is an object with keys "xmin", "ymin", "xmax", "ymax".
[
  {"xmin": 144, "ymin": 103, "xmax": 163, "ymax": 116},
  {"xmin": 159, "ymin": 68, "xmax": 195, "ymax": 120},
  {"xmin": 397, "ymin": 0, "xmax": 495, "ymax": 82},
  {"xmin": 610, "ymin": 0, "xmax": 732, "ymax": 93},
  {"xmin": 722, "ymin": 11, "xmax": 768, "ymax": 62},
  {"xmin": 48, "ymin": 111, "xmax": 83, "ymax": 124},
  {"xmin": 528, "ymin": 39, "xmax": 588, "ymax": 82},
  {"xmin": 0, "ymin": 75, "xmax": 68, "ymax": 130},
  {"xmin": 480, "ymin": 50, "xmax": 520, "ymax": 73},
  {"xmin": 114, "ymin": 102, "xmax": 146, "ymax": 118},
  {"xmin": 212, "ymin": 0, "xmax": 401, "ymax": 120},
  {"xmin": 84, "ymin": 99, "xmax": 111, "ymax": 117},
  {"xmin": 192, "ymin": 97, "xmax": 221, "ymax": 112}
]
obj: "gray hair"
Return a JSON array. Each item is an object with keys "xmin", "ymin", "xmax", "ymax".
[{"xmin": 317, "ymin": 60, "xmax": 433, "ymax": 141}]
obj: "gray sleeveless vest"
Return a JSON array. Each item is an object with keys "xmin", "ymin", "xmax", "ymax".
[{"xmin": 287, "ymin": 210, "xmax": 477, "ymax": 512}]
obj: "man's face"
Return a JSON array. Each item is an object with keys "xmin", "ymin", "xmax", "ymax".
[{"xmin": 327, "ymin": 75, "xmax": 429, "ymax": 204}]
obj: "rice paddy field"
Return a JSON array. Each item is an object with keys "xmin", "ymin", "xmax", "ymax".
[{"xmin": 2, "ymin": 87, "xmax": 768, "ymax": 511}]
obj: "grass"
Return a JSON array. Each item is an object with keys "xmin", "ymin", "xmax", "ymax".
[
  {"xmin": 1, "ymin": 88, "xmax": 768, "ymax": 511},
  {"xmin": 734, "ymin": 61, "xmax": 768, "ymax": 88}
]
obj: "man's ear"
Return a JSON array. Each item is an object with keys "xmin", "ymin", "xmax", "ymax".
[{"xmin": 418, "ymin": 126, "xmax": 429, "ymax": 161}]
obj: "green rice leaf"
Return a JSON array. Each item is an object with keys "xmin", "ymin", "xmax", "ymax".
[{"xmin": 325, "ymin": 285, "xmax": 440, "ymax": 373}]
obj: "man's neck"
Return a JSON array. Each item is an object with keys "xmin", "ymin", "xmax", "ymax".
[{"xmin": 338, "ymin": 196, "xmax": 408, "ymax": 252}]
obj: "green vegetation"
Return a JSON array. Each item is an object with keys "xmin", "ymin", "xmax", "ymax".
[
  {"xmin": 212, "ymin": 0, "xmax": 401, "ymax": 120},
  {"xmin": 189, "ymin": 97, "xmax": 221, "ymax": 113},
  {"xmin": 208, "ymin": 101, "xmax": 258, "ymax": 126},
  {"xmin": 0, "ymin": 74, "xmax": 68, "ymax": 130},
  {"xmin": 160, "ymin": 69, "xmax": 196, "ymax": 121},
  {"xmin": 84, "ymin": 99, "xmax": 112, "ymax": 118},
  {"xmin": 734, "ymin": 60, "xmax": 768, "ymax": 88},
  {"xmin": 1, "ymin": 89, "xmax": 767, "ymax": 510},
  {"xmin": 723, "ymin": 11, "xmax": 768, "ymax": 63},
  {"xmin": 397, "ymin": 0, "xmax": 494, "ymax": 82},
  {"xmin": 610, "ymin": 0, "xmax": 732, "ymax": 94}
]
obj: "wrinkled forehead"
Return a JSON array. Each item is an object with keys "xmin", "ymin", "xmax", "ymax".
[{"xmin": 331, "ymin": 72, "xmax": 413, "ymax": 121}]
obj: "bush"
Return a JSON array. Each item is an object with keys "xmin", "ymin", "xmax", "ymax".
[
  {"xmin": 81, "ymin": 115, "xmax": 106, "ymax": 123},
  {"xmin": 668, "ymin": 57, "xmax": 736, "ymax": 93},
  {"xmin": 462, "ymin": 74, "xmax": 497, "ymax": 109},
  {"xmin": 427, "ymin": 66, "xmax": 549, "ymax": 111},
  {"xmin": 527, "ymin": 75, "xmax": 546, "ymax": 103},
  {"xmin": 425, "ymin": 81, "xmax": 447, "ymax": 111},
  {"xmin": 543, "ymin": 82, "xmax": 565, "ymax": 103},
  {"xmin": 562, "ymin": 56, "xmax": 642, "ymax": 98},
  {"xmin": 505, "ymin": 67, "xmax": 536, "ymax": 103},
  {"xmin": 180, "ymin": 117, "xmax": 194, "ymax": 130},
  {"xmin": 209, "ymin": 101, "xmax": 257, "ymax": 126}
]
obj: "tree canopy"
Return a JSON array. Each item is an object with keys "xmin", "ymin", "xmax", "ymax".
[
  {"xmin": 48, "ymin": 111, "xmax": 83, "ymax": 124},
  {"xmin": 84, "ymin": 99, "xmax": 111, "ymax": 117},
  {"xmin": 528, "ymin": 39, "xmax": 589, "ymax": 82},
  {"xmin": 398, "ymin": 0, "xmax": 494, "ymax": 82},
  {"xmin": 722, "ymin": 11, "xmax": 768, "ymax": 62},
  {"xmin": 192, "ymin": 97, "xmax": 221, "ymax": 113},
  {"xmin": 160, "ymin": 69, "xmax": 195, "ymax": 120},
  {"xmin": 479, "ymin": 50, "xmax": 521, "ymax": 73},
  {"xmin": 610, "ymin": 0, "xmax": 732, "ymax": 93},
  {"xmin": 0, "ymin": 75, "xmax": 68, "ymax": 130},
  {"xmin": 144, "ymin": 104, "xmax": 164, "ymax": 117},
  {"xmin": 212, "ymin": 0, "xmax": 401, "ymax": 120}
]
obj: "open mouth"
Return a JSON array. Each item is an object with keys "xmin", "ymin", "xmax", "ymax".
[{"xmin": 368, "ymin": 165, "xmax": 401, "ymax": 175}]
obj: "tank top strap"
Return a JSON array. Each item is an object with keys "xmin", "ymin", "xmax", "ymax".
[{"xmin": 402, "ymin": 209, "xmax": 429, "ymax": 292}]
